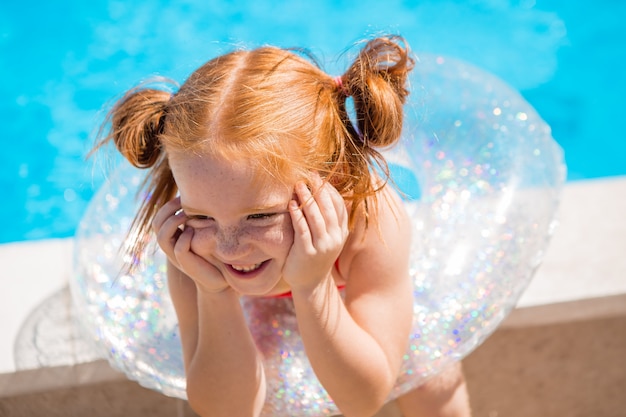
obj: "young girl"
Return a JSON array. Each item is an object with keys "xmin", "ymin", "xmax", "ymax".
[{"xmin": 97, "ymin": 36, "xmax": 470, "ymax": 417}]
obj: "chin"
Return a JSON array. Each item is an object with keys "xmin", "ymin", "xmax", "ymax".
[{"xmin": 226, "ymin": 270, "xmax": 285, "ymax": 297}]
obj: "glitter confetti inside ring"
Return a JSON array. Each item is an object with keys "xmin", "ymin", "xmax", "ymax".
[{"xmin": 71, "ymin": 53, "xmax": 565, "ymax": 416}]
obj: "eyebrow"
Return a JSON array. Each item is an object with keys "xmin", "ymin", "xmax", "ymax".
[{"xmin": 181, "ymin": 203, "xmax": 290, "ymax": 215}]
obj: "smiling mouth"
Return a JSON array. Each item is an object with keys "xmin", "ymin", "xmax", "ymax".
[{"xmin": 230, "ymin": 262, "xmax": 265, "ymax": 273}]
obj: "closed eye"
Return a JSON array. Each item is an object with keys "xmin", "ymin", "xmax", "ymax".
[
  {"xmin": 189, "ymin": 215, "xmax": 211, "ymax": 220},
  {"xmin": 185, "ymin": 214, "xmax": 215, "ymax": 228},
  {"xmin": 247, "ymin": 213, "xmax": 276, "ymax": 220}
]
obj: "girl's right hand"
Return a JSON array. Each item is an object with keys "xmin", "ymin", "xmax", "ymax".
[{"xmin": 152, "ymin": 197, "xmax": 230, "ymax": 293}]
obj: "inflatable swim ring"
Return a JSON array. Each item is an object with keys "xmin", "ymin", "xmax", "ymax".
[{"xmin": 71, "ymin": 53, "xmax": 565, "ymax": 416}]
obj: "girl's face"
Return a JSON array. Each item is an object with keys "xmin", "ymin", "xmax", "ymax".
[{"xmin": 169, "ymin": 153, "xmax": 295, "ymax": 296}]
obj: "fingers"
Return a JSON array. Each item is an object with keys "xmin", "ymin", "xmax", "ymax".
[
  {"xmin": 152, "ymin": 197, "xmax": 187, "ymax": 264},
  {"xmin": 289, "ymin": 197, "xmax": 315, "ymax": 254},
  {"xmin": 152, "ymin": 197, "xmax": 228, "ymax": 293},
  {"xmin": 173, "ymin": 227, "xmax": 205, "ymax": 275},
  {"xmin": 285, "ymin": 173, "xmax": 349, "ymax": 288},
  {"xmin": 294, "ymin": 181, "xmax": 325, "ymax": 242},
  {"xmin": 152, "ymin": 196, "xmax": 182, "ymax": 232},
  {"xmin": 291, "ymin": 173, "xmax": 348, "ymax": 249},
  {"xmin": 173, "ymin": 227, "xmax": 229, "ymax": 293}
]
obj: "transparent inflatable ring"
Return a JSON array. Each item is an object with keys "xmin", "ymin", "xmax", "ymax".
[{"xmin": 72, "ymin": 53, "xmax": 566, "ymax": 417}]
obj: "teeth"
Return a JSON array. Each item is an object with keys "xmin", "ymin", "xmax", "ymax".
[{"xmin": 231, "ymin": 263, "xmax": 262, "ymax": 273}]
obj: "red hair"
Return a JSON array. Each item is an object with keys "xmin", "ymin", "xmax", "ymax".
[{"xmin": 95, "ymin": 35, "xmax": 414, "ymax": 266}]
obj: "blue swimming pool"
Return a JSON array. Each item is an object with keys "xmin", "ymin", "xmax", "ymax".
[{"xmin": 1, "ymin": 0, "xmax": 625, "ymax": 244}]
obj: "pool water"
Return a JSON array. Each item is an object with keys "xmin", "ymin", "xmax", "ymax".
[{"xmin": 1, "ymin": 0, "xmax": 625, "ymax": 243}]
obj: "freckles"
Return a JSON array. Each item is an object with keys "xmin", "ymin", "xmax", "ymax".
[
  {"xmin": 281, "ymin": 217, "xmax": 295, "ymax": 245},
  {"xmin": 188, "ymin": 227, "xmax": 216, "ymax": 254},
  {"xmin": 249, "ymin": 224, "xmax": 293, "ymax": 246},
  {"xmin": 283, "ymin": 222, "xmax": 295, "ymax": 244}
]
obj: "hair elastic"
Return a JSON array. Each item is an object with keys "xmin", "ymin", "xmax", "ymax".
[{"xmin": 334, "ymin": 75, "xmax": 349, "ymax": 97}]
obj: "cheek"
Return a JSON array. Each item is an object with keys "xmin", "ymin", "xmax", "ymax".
[
  {"xmin": 188, "ymin": 226, "xmax": 217, "ymax": 254},
  {"xmin": 276, "ymin": 218, "xmax": 295, "ymax": 250},
  {"xmin": 186, "ymin": 223, "xmax": 294, "ymax": 255},
  {"xmin": 249, "ymin": 222, "xmax": 294, "ymax": 252}
]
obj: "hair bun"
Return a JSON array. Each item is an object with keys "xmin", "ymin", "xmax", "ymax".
[
  {"xmin": 109, "ymin": 88, "xmax": 172, "ymax": 168},
  {"xmin": 345, "ymin": 36, "xmax": 414, "ymax": 149}
]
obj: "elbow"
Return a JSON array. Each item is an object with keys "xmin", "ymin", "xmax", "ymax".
[
  {"xmin": 338, "ymin": 374, "xmax": 395, "ymax": 417},
  {"xmin": 185, "ymin": 380, "xmax": 212, "ymax": 417},
  {"xmin": 185, "ymin": 368, "xmax": 266, "ymax": 417},
  {"xmin": 185, "ymin": 374, "xmax": 225, "ymax": 417},
  {"xmin": 341, "ymin": 396, "xmax": 390, "ymax": 417}
]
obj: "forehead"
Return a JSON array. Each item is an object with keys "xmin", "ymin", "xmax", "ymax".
[
  {"xmin": 169, "ymin": 152, "xmax": 293, "ymax": 206},
  {"xmin": 170, "ymin": 145, "xmax": 299, "ymax": 185}
]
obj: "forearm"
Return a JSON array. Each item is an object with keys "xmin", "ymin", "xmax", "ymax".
[
  {"xmin": 187, "ymin": 288, "xmax": 266, "ymax": 417},
  {"xmin": 292, "ymin": 280, "xmax": 398, "ymax": 416}
]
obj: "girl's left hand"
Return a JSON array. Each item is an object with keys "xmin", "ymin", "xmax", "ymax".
[{"xmin": 283, "ymin": 173, "xmax": 349, "ymax": 292}]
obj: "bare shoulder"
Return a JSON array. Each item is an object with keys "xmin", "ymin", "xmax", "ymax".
[
  {"xmin": 339, "ymin": 184, "xmax": 414, "ymax": 361},
  {"xmin": 340, "ymin": 183, "xmax": 413, "ymax": 296}
]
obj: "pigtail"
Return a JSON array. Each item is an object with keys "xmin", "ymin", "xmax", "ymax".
[
  {"xmin": 343, "ymin": 36, "xmax": 413, "ymax": 148},
  {"xmin": 327, "ymin": 36, "xmax": 413, "ymax": 227},
  {"xmin": 93, "ymin": 80, "xmax": 178, "ymax": 272},
  {"xmin": 107, "ymin": 87, "xmax": 173, "ymax": 168}
]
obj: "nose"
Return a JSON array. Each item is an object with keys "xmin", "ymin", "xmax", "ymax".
[{"xmin": 214, "ymin": 226, "xmax": 250, "ymax": 261}]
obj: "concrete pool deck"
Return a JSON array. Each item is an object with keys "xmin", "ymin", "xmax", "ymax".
[{"xmin": 1, "ymin": 176, "xmax": 625, "ymax": 416}]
